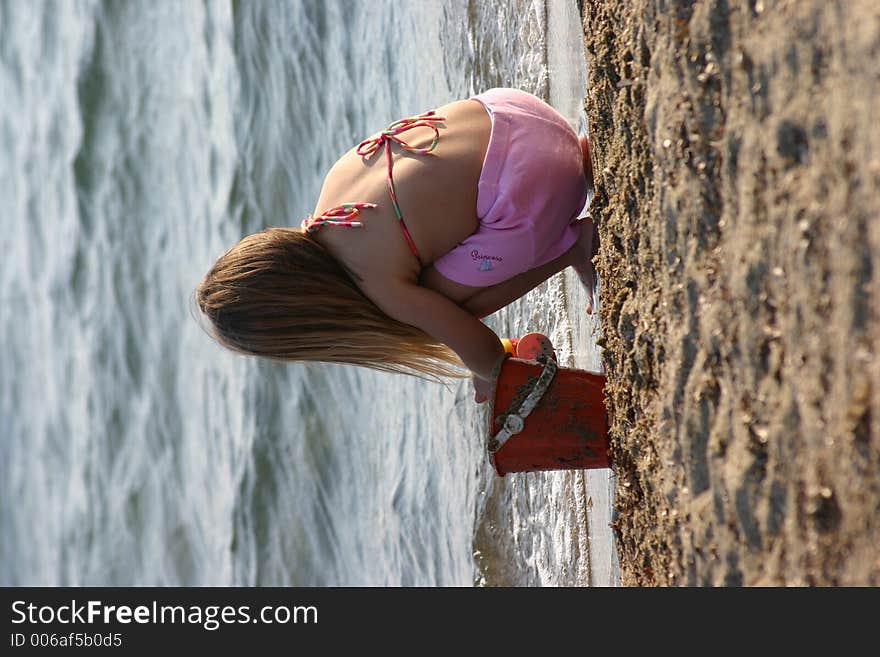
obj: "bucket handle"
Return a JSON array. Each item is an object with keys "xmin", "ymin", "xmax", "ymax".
[{"xmin": 487, "ymin": 355, "xmax": 558, "ymax": 453}]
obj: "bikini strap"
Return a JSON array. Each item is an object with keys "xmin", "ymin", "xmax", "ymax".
[
  {"xmin": 356, "ymin": 110, "xmax": 446, "ymax": 159},
  {"xmin": 356, "ymin": 110, "xmax": 446, "ymax": 260},
  {"xmin": 301, "ymin": 202, "xmax": 377, "ymax": 232}
]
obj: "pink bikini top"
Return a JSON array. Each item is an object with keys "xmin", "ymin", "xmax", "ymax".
[{"xmin": 301, "ymin": 110, "xmax": 446, "ymax": 262}]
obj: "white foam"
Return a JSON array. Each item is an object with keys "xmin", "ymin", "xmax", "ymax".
[{"xmin": 546, "ymin": 0, "xmax": 620, "ymax": 587}]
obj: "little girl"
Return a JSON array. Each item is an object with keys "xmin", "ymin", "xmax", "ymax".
[{"xmin": 195, "ymin": 88, "xmax": 596, "ymax": 403}]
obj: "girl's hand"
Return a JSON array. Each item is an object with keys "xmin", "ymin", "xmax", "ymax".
[
  {"xmin": 473, "ymin": 374, "xmax": 492, "ymax": 404},
  {"xmin": 473, "ymin": 350, "xmax": 508, "ymax": 404}
]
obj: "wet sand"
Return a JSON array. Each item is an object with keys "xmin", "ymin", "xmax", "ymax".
[{"xmin": 581, "ymin": 0, "xmax": 880, "ymax": 585}]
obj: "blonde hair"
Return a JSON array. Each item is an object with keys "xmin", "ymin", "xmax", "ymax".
[{"xmin": 194, "ymin": 228, "xmax": 466, "ymax": 380}]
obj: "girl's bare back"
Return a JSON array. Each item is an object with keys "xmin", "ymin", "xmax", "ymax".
[{"xmin": 311, "ymin": 98, "xmax": 492, "ymax": 303}]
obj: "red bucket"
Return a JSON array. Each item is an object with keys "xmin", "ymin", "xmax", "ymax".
[{"xmin": 487, "ymin": 356, "xmax": 610, "ymax": 476}]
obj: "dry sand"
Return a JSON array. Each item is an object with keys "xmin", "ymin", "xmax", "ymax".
[{"xmin": 581, "ymin": 0, "xmax": 880, "ymax": 585}]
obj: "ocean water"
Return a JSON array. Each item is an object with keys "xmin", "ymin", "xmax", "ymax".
[{"xmin": 0, "ymin": 0, "xmax": 617, "ymax": 586}]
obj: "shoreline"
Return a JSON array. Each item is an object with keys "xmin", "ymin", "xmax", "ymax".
[
  {"xmin": 581, "ymin": 1, "xmax": 879, "ymax": 585},
  {"xmin": 470, "ymin": 0, "xmax": 618, "ymax": 587}
]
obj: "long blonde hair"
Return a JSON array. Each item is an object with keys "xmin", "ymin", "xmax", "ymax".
[{"xmin": 194, "ymin": 227, "xmax": 466, "ymax": 380}]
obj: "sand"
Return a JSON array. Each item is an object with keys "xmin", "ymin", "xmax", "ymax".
[{"xmin": 580, "ymin": 0, "xmax": 880, "ymax": 585}]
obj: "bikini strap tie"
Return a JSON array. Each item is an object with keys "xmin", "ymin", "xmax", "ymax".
[
  {"xmin": 301, "ymin": 202, "xmax": 378, "ymax": 232},
  {"xmin": 356, "ymin": 110, "xmax": 446, "ymax": 159}
]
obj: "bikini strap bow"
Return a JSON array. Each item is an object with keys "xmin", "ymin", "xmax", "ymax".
[
  {"xmin": 301, "ymin": 202, "xmax": 377, "ymax": 232},
  {"xmin": 356, "ymin": 110, "xmax": 446, "ymax": 158}
]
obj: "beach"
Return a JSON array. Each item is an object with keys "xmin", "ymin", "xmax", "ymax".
[
  {"xmin": 581, "ymin": 0, "xmax": 880, "ymax": 585},
  {"xmin": 5, "ymin": 0, "xmax": 875, "ymax": 589},
  {"xmin": 1, "ymin": 0, "xmax": 615, "ymax": 588}
]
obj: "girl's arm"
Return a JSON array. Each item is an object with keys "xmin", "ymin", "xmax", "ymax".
[{"xmin": 366, "ymin": 279, "xmax": 506, "ymax": 383}]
